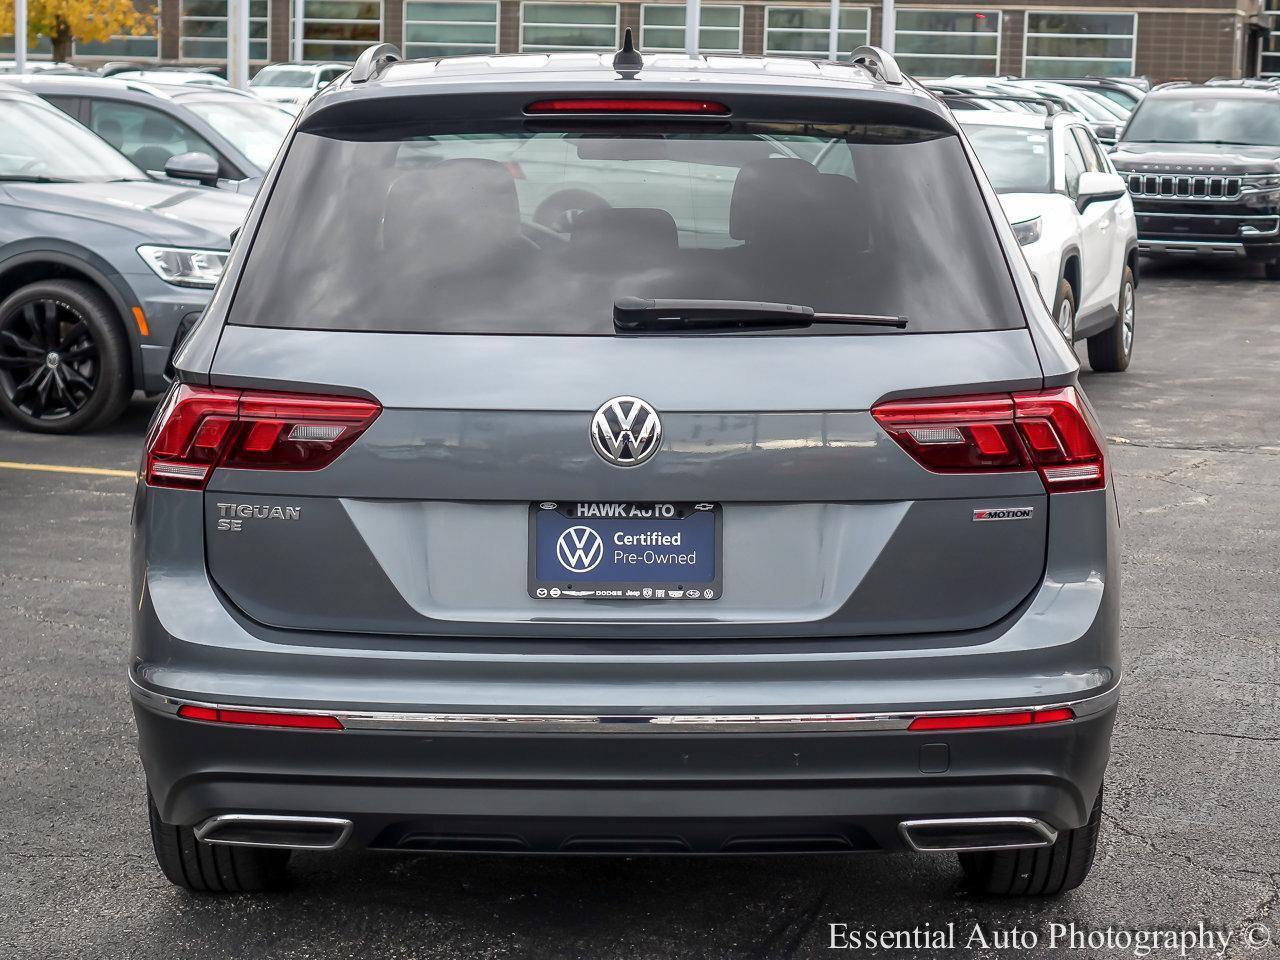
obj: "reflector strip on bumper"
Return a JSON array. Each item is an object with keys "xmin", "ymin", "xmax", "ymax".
[{"xmin": 131, "ymin": 676, "xmax": 1119, "ymax": 735}]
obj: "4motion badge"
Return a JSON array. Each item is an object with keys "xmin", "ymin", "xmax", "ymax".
[{"xmin": 973, "ymin": 506, "xmax": 1035, "ymax": 522}]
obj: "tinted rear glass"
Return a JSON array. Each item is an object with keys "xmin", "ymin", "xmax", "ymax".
[{"xmin": 231, "ymin": 120, "xmax": 1024, "ymax": 335}]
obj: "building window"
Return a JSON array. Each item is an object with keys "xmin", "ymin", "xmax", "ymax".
[
  {"xmin": 1023, "ymin": 11, "xmax": 1136, "ymax": 79},
  {"xmin": 295, "ymin": 1, "xmax": 383, "ymax": 61},
  {"xmin": 764, "ymin": 6, "xmax": 870, "ymax": 59},
  {"xmin": 893, "ymin": 9, "xmax": 999, "ymax": 77},
  {"xmin": 520, "ymin": 2, "xmax": 618, "ymax": 51},
  {"xmin": 1263, "ymin": 1, "xmax": 1280, "ymax": 77},
  {"xmin": 640, "ymin": 4, "xmax": 742, "ymax": 54},
  {"xmin": 180, "ymin": 0, "xmax": 269, "ymax": 61},
  {"xmin": 75, "ymin": 1, "xmax": 161, "ymax": 57},
  {"xmin": 404, "ymin": 1, "xmax": 498, "ymax": 57},
  {"xmin": 0, "ymin": 35, "xmax": 54, "ymax": 58}
]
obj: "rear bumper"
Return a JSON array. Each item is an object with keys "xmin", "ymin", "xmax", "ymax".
[{"xmin": 134, "ymin": 683, "xmax": 1116, "ymax": 854}]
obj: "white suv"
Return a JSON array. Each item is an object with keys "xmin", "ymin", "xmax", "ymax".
[
  {"xmin": 249, "ymin": 62, "xmax": 348, "ymax": 112},
  {"xmin": 957, "ymin": 108, "xmax": 1139, "ymax": 372}
]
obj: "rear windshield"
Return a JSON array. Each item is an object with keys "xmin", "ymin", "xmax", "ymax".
[
  {"xmin": 964, "ymin": 123, "xmax": 1053, "ymax": 194},
  {"xmin": 231, "ymin": 121, "xmax": 1025, "ymax": 335}
]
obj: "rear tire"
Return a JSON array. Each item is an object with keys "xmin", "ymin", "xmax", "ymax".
[
  {"xmin": 1265, "ymin": 260, "xmax": 1280, "ymax": 280},
  {"xmin": 0, "ymin": 279, "xmax": 131, "ymax": 433},
  {"xmin": 1087, "ymin": 266, "xmax": 1136, "ymax": 372},
  {"xmin": 1051, "ymin": 278, "xmax": 1076, "ymax": 345},
  {"xmin": 148, "ymin": 793, "xmax": 290, "ymax": 893},
  {"xmin": 958, "ymin": 785, "xmax": 1103, "ymax": 897}
]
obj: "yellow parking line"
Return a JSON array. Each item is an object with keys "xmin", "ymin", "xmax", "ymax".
[{"xmin": 0, "ymin": 460, "xmax": 134, "ymax": 478}]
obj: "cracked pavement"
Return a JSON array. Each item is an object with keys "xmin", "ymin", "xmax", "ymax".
[{"xmin": 0, "ymin": 258, "xmax": 1277, "ymax": 959}]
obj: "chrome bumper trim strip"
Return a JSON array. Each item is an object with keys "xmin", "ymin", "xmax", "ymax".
[
  {"xmin": 129, "ymin": 674, "xmax": 1120, "ymax": 734},
  {"xmin": 1139, "ymin": 240, "xmax": 1246, "ymax": 257}
]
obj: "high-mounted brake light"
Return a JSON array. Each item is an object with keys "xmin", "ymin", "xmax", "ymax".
[
  {"xmin": 177, "ymin": 704, "xmax": 343, "ymax": 730},
  {"xmin": 144, "ymin": 384, "xmax": 381, "ymax": 489},
  {"xmin": 871, "ymin": 387, "xmax": 1106, "ymax": 492},
  {"xmin": 525, "ymin": 98, "xmax": 730, "ymax": 115},
  {"xmin": 908, "ymin": 707, "xmax": 1075, "ymax": 731}
]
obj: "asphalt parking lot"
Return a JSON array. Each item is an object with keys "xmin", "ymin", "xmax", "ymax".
[{"xmin": 1, "ymin": 258, "xmax": 1277, "ymax": 960}]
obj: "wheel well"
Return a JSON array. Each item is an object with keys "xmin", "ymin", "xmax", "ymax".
[
  {"xmin": 1062, "ymin": 255, "xmax": 1081, "ymax": 305},
  {"xmin": 0, "ymin": 260, "xmax": 115, "ymax": 312},
  {"xmin": 1126, "ymin": 247, "xmax": 1139, "ymax": 287}
]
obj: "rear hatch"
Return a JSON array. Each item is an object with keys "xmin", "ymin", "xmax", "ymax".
[{"xmin": 192, "ymin": 90, "xmax": 1053, "ymax": 639}]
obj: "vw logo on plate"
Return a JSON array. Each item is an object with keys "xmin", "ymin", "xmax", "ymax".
[
  {"xmin": 556, "ymin": 526, "xmax": 604, "ymax": 574},
  {"xmin": 591, "ymin": 396, "xmax": 662, "ymax": 467}
]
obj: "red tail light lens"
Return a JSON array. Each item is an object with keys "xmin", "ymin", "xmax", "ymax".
[
  {"xmin": 525, "ymin": 98, "xmax": 730, "ymax": 115},
  {"xmin": 177, "ymin": 704, "xmax": 343, "ymax": 730},
  {"xmin": 908, "ymin": 707, "xmax": 1074, "ymax": 731},
  {"xmin": 145, "ymin": 385, "xmax": 380, "ymax": 489},
  {"xmin": 871, "ymin": 387, "xmax": 1105, "ymax": 492}
]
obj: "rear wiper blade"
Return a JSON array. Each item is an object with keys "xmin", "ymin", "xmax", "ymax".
[{"xmin": 613, "ymin": 298, "xmax": 908, "ymax": 332}]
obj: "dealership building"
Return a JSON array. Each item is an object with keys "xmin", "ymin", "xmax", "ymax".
[{"xmin": 4, "ymin": 0, "xmax": 1279, "ymax": 82}]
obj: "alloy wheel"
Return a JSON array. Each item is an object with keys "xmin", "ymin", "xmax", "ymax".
[
  {"xmin": 0, "ymin": 298, "xmax": 100, "ymax": 421},
  {"xmin": 1057, "ymin": 299, "xmax": 1075, "ymax": 342},
  {"xmin": 1120, "ymin": 280, "xmax": 1135, "ymax": 356}
]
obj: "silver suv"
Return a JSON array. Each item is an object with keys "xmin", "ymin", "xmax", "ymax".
[{"xmin": 132, "ymin": 40, "xmax": 1119, "ymax": 898}]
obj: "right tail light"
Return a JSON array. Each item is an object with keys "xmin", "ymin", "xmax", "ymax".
[{"xmin": 872, "ymin": 387, "xmax": 1106, "ymax": 493}]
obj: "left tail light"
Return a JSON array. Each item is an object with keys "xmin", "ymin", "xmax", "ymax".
[
  {"xmin": 145, "ymin": 384, "xmax": 381, "ymax": 489},
  {"xmin": 871, "ymin": 387, "xmax": 1106, "ymax": 493}
]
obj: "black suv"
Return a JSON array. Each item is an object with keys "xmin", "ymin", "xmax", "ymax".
[{"xmin": 1111, "ymin": 83, "xmax": 1280, "ymax": 277}]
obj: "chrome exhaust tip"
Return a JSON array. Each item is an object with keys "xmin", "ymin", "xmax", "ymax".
[
  {"xmin": 899, "ymin": 817, "xmax": 1057, "ymax": 853},
  {"xmin": 195, "ymin": 814, "xmax": 353, "ymax": 851}
]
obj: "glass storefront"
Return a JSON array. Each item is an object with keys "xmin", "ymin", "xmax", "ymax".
[
  {"xmin": 763, "ymin": 5, "xmax": 869, "ymax": 58},
  {"xmin": 1024, "ymin": 11, "xmax": 1137, "ymax": 78},
  {"xmin": 180, "ymin": 0, "xmax": 269, "ymax": 61},
  {"xmin": 404, "ymin": 1, "xmax": 500, "ymax": 57},
  {"xmin": 894, "ymin": 9, "xmax": 1000, "ymax": 77},
  {"xmin": 640, "ymin": 4, "xmax": 742, "ymax": 54}
]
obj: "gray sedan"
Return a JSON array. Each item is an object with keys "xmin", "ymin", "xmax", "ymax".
[{"xmin": 0, "ymin": 87, "xmax": 249, "ymax": 432}]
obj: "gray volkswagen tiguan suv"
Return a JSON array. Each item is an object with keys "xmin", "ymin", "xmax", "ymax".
[{"xmin": 131, "ymin": 40, "xmax": 1120, "ymax": 898}]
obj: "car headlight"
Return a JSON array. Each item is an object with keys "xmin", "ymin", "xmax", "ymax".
[
  {"xmin": 1242, "ymin": 174, "xmax": 1280, "ymax": 193},
  {"xmin": 1011, "ymin": 216, "xmax": 1042, "ymax": 246},
  {"xmin": 137, "ymin": 246, "xmax": 229, "ymax": 289}
]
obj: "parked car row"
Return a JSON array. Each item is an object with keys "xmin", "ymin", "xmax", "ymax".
[
  {"xmin": 1, "ymin": 52, "xmax": 1276, "ymax": 438},
  {"xmin": 0, "ymin": 86, "xmax": 250, "ymax": 431},
  {"xmin": 929, "ymin": 73, "xmax": 1280, "ymax": 373}
]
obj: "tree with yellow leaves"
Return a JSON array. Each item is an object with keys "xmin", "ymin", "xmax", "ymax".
[{"xmin": 1, "ymin": 0, "xmax": 157, "ymax": 63}]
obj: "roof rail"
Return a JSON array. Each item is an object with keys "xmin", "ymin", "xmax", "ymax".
[
  {"xmin": 1151, "ymin": 80, "xmax": 1192, "ymax": 91},
  {"xmin": 849, "ymin": 45, "xmax": 903, "ymax": 86},
  {"xmin": 1205, "ymin": 77, "xmax": 1280, "ymax": 89},
  {"xmin": 350, "ymin": 42, "xmax": 401, "ymax": 84},
  {"xmin": 930, "ymin": 91, "xmax": 1060, "ymax": 116}
]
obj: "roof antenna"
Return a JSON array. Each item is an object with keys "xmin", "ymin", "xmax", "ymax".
[{"xmin": 613, "ymin": 27, "xmax": 643, "ymax": 75}]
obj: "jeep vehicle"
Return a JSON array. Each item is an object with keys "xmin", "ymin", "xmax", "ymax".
[
  {"xmin": 1111, "ymin": 83, "xmax": 1280, "ymax": 276},
  {"xmin": 132, "ymin": 41, "xmax": 1119, "ymax": 898}
]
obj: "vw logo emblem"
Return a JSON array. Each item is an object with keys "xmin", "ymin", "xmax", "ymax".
[
  {"xmin": 591, "ymin": 396, "xmax": 662, "ymax": 467},
  {"xmin": 556, "ymin": 526, "xmax": 604, "ymax": 573}
]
